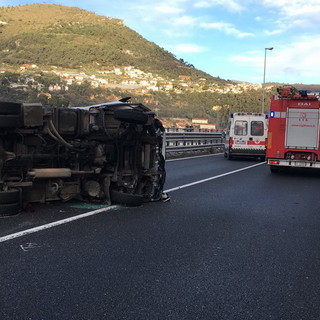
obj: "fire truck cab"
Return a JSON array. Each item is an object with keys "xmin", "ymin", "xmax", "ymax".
[
  {"xmin": 224, "ymin": 112, "xmax": 268, "ymax": 160},
  {"xmin": 267, "ymin": 85, "xmax": 320, "ymax": 172}
]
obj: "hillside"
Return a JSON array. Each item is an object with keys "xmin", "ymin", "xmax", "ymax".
[
  {"xmin": 0, "ymin": 4, "xmax": 286, "ymax": 129},
  {"xmin": 0, "ymin": 4, "xmax": 225, "ymax": 83}
]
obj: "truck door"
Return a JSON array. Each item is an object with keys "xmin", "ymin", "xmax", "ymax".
[
  {"xmin": 233, "ymin": 120, "xmax": 248, "ymax": 147},
  {"xmin": 285, "ymin": 108, "xmax": 319, "ymax": 149},
  {"xmin": 250, "ymin": 120, "xmax": 265, "ymax": 142}
]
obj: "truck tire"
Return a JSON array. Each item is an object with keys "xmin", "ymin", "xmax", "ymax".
[
  {"xmin": 0, "ymin": 202, "xmax": 20, "ymax": 217},
  {"xmin": 0, "ymin": 189, "xmax": 20, "ymax": 204},
  {"xmin": 110, "ymin": 190, "xmax": 144, "ymax": 206},
  {"xmin": 113, "ymin": 109, "xmax": 148, "ymax": 125},
  {"xmin": 223, "ymin": 147, "xmax": 228, "ymax": 158},
  {"xmin": 0, "ymin": 102, "xmax": 22, "ymax": 115}
]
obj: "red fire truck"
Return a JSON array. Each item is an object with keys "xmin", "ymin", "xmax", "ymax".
[{"xmin": 266, "ymin": 85, "xmax": 320, "ymax": 172}]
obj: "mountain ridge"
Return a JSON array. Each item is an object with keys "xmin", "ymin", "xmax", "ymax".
[
  {"xmin": 0, "ymin": 4, "xmax": 318, "ymax": 128},
  {"xmin": 0, "ymin": 3, "xmax": 228, "ymax": 84}
]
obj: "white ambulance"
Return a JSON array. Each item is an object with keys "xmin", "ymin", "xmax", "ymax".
[{"xmin": 223, "ymin": 112, "xmax": 268, "ymax": 160}]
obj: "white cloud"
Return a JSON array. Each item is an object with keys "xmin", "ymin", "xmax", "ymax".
[
  {"xmin": 272, "ymin": 39, "xmax": 320, "ymax": 80},
  {"xmin": 163, "ymin": 28, "xmax": 191, "ymax": 38},
  {"xmin": 264, "ymin": 28, "xmax": 287, "ymax": 36},
  {"xmin": 200, "ymin": 22, "xmax": 253, "ymax": 37},
  {"xmin": 262, "ymin": 0, "xmax": 320, "ymax": 29},
  {"xmin": 173, "ymin": 15, "xmax": 197, "ymax": 26},
  {"xmin": 154, "ymin": 4, "xmax": 183, "ymax": 14},
  {"xmin": 194, "ymin": 0, "xmax": 244, "ymax": 12},
  {"xmin": 230, "ymin": 36, "xmax": 320, "ymax": 84}
]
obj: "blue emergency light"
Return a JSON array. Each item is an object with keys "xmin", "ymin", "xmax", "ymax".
[{"xmin": 270, "ymin": 111, "xmax": 275, "ymax": 118}]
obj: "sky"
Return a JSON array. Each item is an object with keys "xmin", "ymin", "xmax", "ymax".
[{"xmin": 1, "ymin": 0, "xmax": 320, "ymax": 85}]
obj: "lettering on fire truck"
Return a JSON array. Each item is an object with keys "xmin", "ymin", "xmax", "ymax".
[{"xmin": 297, "ymin": 102, "xmax": 311, "ymax": 106}]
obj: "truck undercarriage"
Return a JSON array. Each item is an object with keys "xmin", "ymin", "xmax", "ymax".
[{"xmin": 0, "ymin": 99, "xmax": 166, "ymax": 216}]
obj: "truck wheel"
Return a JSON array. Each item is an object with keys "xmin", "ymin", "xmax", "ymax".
[
  {"xmin": 0, "ymin": 202, "xmax": 21, "ymax": 217},
  {"xmin": 0, "ymin": 102, "xmax": 22, "ymax": 115},
  {"xmin": 110, "ymin": 190, "xmax": 144, "ymax": 206},
  {"xmin": 113, "ymin": 109, "xmax": 148, "ymax": 125},
  {"xmin": 0, "ymin": 189, "xmax": 20, "ymax": 204}
]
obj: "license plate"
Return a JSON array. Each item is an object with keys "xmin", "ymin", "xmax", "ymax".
[{"xmin": 295, "ymin": 161, "xmax": 306, "ymax": 167}]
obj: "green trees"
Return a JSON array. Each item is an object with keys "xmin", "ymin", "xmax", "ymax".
[
  {"xmin": 34, "ymin": 73, "xmax": 62, "ymax": 88},
  {"xmin": 0, "ymin": 74, "xmax": 274, "ymax": 129},
  {"xmin": 0, "ymin": 71, "xmax": 20, "ymax": 84},
  {"xmin": 0, "ymin": 4, "xmax": 278, "ymax": 127},
  {"xmin": 0, "ymin": 4, "xmax": 225, "ymax": 84}
]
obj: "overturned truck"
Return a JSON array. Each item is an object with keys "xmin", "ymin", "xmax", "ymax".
[{"xmin": 0, "ymin": 98, "xmax": 166, "ymax": 216}]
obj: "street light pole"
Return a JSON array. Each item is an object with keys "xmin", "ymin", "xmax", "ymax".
[{"xmin": 262, "ymin": 47, "xmax": 273, "ymax": 114}]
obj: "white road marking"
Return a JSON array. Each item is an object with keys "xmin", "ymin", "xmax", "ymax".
[
  {"xmin": 0, "ymin": 161, "xmax": 265, "ymax": 244},
  {"xmin": 0, "ymin": 206, "xmax": 119, "ymax": 244},
  {"xmin": 164, "ymin": 162, "xmax": 266, "ymax": 193}
]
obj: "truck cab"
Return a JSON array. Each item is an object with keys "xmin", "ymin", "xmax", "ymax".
[{"xmin": 224, "ymin": 112, "xmax": 268, "ymax": 160}]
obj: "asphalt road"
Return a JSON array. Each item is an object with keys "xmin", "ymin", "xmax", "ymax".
[{"xmin": 1, "ymin": 154, "xmax": 320, "ymax": 320}]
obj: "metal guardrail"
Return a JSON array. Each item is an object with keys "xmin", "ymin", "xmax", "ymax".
[{"xmin": 163, "ymin": 131, "xmax": 224, "ymax": 156}]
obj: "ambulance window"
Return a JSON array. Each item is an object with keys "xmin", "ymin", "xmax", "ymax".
[
  {"xmin": 251, "ymin": 121, "xmax": 264, "ymax": 136},
  {"xmin": 234, "ymin": 120, "xmax": 248, "ymax": 136}
]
